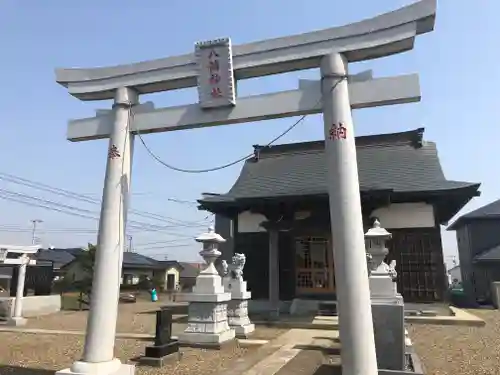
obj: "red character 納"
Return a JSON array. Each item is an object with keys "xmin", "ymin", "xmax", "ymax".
[{"xmin": 329, "ymin": 123, "xmax": 347, "ymax": 141}]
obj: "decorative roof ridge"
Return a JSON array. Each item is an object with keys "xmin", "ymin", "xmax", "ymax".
[{"xmin": 252, "ymin": 128, "xmax": 425, "ymax": 160}]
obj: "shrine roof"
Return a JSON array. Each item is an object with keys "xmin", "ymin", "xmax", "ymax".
[{"xmin": 199, "ymin": 128, "xmax": 480, "ymax": 205}]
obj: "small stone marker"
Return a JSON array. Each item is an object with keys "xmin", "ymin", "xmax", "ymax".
[{"xmin": 140, "ymin": 307, "xmax": 180, "ymax": 367}]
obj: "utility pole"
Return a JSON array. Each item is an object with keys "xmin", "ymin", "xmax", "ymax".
[
  {"xmin": 30, "ymin": 219, "xmax": 43, "ymax": 245},
  {"xmin": 127, "ymin": 235, "xmax": 133, "ymax": 253}
]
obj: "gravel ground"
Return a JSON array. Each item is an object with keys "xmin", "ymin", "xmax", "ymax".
[
  {"xmin": 408, "ymin": 308, "xmax": 500, "ymax": 375},
  {"xmin": 27, "ymin": 301, "xmax": 178, "ymax": 334},
  {"xmin": 0, "ymin": 300, "xmax": 287, "ymax": 374},
  {"xmin": 0, "ymin": 332, "xmax": 254, "ymax": 375}
]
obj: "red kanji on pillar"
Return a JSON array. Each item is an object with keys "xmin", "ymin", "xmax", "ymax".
[
  {"xmin": 108, "ymin": 144, "xmax": 121, "ymax": 159},
  {"xmin": 329, "ymin": 122, "xmax": 347, "ymax": 141}
]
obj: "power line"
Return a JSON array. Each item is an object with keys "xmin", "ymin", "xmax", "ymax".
[
  {"xmin": 133, "ymin": 238, "xmax": 194, "ymax": 248},
  {"xmin": 134, "ymin": 76, "xmax": 347, "ymax": 173},
  {"xmin": 0, "ymin": 191, "xmax": 196, "ymax": 238},
  {"xmin": 0, "ymin": 171, "xmax": 208, "ymax": 226},
  {"xmin": 0, "ymin": 187, "xmax": 202, "ymax": 232}
]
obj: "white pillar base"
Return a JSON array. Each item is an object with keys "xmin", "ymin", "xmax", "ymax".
[
  {"xmin": 6, "ymin": 316, "xmax": 27, "ymax": 326},
  {"xmin": 56, "ymin": 359, "xmax": 135, "ymax": 375}
]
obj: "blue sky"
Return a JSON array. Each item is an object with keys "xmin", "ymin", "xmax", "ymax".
[{"xmin": 0, "ymin": 0, "xmax": 498, "ymax": 264}]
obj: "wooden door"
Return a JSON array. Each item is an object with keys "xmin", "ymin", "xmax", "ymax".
[{"xmin": 295, "ymin": 236, "xmax": 335, "ymax": 294}]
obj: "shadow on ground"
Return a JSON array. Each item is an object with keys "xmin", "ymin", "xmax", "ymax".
[{"xmin": 0, "ymin": 365, "xmax": 53, "ymax": 375}]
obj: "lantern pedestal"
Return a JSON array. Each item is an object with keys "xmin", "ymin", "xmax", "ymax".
[
  {"xmin": 365, "ymin": 220, "xmax": 407, "ymax": 372},
  {"xmin": 178, "ymin": 227, "xmax": 235, "ymax": 348}
]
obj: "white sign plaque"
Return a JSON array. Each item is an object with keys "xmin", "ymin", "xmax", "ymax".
[{"xmin": 195, "ymin": 38, "xmax": 236, "ymax": 109}]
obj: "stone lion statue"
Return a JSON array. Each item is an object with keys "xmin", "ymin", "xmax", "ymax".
[
  {"xmin": 388, "ymin": 260, "xmax": 397, "ymax": 281},
  {"xmin": 229, "ymin": 253, "xmax": 246, "ymax": 280},
  {"xmin": 221, "ymin": 260, "xmax": 229, "ymax": 277}
]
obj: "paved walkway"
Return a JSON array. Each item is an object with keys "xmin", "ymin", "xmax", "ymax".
[{"xmin": 240, "ymin": 328, "xmax": 339, "ymax": 375}]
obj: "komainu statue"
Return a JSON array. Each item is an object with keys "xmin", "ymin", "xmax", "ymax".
[
  {"xmin": 388, "ymin": 260, "xmax": 397, "ymax": 281},
  {"xmin": 221, "ymin": 260, "xmax": 229, "ymax": 277},
  {"xmin": 229, "ymin": 253, "xmax": 246, "ymax": 280}
]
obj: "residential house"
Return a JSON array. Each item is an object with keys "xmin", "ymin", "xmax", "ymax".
[
  {"xmin": 37, "ymin": 247, "xmax": 183, "ymax": 291},
  {"xmin": 448, "ymin": 198, "xmax": 500, "ymax": 304},
  {"xmin": 198, "ymin": 128, "xmax": 480, "ymax": 312}
]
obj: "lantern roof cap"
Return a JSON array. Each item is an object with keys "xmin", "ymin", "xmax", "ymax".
[
  {"xmin": 195, "ymin": 226, "xmax": 226, "ymax": 243},
  {"xmin": 364, "ymin": 219, "xmax": 392, "ymax": 238}
]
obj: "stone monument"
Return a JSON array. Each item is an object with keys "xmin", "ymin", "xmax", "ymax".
[
  {"xmin": 222, "ymin": 254, "xmax": 255, "ymax": 338},
  {"xmin": 178, "ymin": 227, "xmax": 235, "ymax": 347},
  {"xmin": 365, "ymin": 219, "xmax": 406, "ymax": 372},
  {"xmin": 140, "ymin": 307, "xmax": 180, "ymax": 367}
]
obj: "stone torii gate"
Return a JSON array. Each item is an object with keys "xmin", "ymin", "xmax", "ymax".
[{"xmin": 54, "ymin": 1, "xmax": 436, "ymax": 375}]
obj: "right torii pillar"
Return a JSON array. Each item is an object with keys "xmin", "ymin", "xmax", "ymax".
[{"xmin": 321, "ymin": 52, "xmax": 378, "ymax": 375}]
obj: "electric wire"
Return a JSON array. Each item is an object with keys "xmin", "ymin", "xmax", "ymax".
[
  {"xmin": 0, "ymin": 172, "xmax": 207, "ymax": 226},
  {"xmin": 0, "ymin": 192, "xmax": 195, "ymax": 238}
]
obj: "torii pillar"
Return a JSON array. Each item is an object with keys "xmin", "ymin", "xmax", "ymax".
[
  {"xmin": 321, "ymin": 53, "xmax": 378, "ymax": 375},
  {"xmin": 57, "ymin": 87, "xmax": 137, "ymax": 375}
]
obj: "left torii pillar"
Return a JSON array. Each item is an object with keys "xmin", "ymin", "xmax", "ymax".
[{"xmin": 57, "ymin": 87, "xmax": 137, "ymax": 375}]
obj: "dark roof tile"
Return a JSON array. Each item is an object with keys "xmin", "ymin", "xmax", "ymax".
[
  {"xmin": 201, "ymin": 128, "xmax": 478, "ymax": 202},
  {"xmin": 474, "ymin": 243, "xmax": 500, "ymax": 262}
]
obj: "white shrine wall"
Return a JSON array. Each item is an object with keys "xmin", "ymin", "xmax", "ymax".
[{"xmin": 237, "ymin": 202, "xmax": 435, "ymax": 233}]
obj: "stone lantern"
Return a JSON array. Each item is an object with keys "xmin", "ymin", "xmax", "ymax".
[
  {"xmin": 193, "ymin": 226, "xmax": 226, "ymax": 294},
  {"xmin": 365, "ymin": 219, "xmax": 406, "ymax": 371},
  {"xmin": 178, "ymin": 227, "xmax": 235, "ymax": 347},
  {"xmin": 364, "ymin": 219, "xmax": 398, "ymax": 298}
]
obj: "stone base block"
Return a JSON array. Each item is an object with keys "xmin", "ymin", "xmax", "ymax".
[
  {"xmin": 6, "ymin": 316, "xmax": 27, "ymax": 326},
  {"xmin": 56, "ymin": 359, "xmax": 134, "ymax": 375},
  {"xmin": 144, "ymin": 340, "xmax": 179, "ymax": 358},
  {"xmin": 178, "ymin": 328, "xmax": 235, "ymax": 348},
  {"xmin": 372, "ymin": 300, "xmax": 405, "ymax": 371},
  {"xmin": 233, "ymin": 323, "xmax": 255, "ymax": 338}
]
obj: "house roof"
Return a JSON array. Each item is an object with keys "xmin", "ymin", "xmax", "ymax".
[
  {"xmin": 38, "ymin": 247, "xmax": 173, "ymax": 271},
  {"xmin": 199, "ymin": 129, "xmax": 480, "ymax": 214},
  {"xmin": 36, "ymin": 248, "xmax": 84, "ymax": 269},
  {"xmin": 474, "ymin": 244, "xmax": 500, "ymax": 263},
  {"xmin": 448, "ymin": 199, "xmax": 500, "ymax": 230},
  {"xmin": 179, "ymin": 262, "xmax": 202, "ymax": 278}
]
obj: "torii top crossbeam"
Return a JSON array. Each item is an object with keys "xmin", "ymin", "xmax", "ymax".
[{"xmin": 55, "ymin": 0, "xmax": 436, "ymax": 101}]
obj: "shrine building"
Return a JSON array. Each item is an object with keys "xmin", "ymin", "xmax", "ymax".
[{"xmin": 198, "ymin": 128, "xmax": 480, "ymax": 310}]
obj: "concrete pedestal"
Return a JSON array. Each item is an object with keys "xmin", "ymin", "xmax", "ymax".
[
  {"xmin": 226, "ymin": 279, "xmax": 255, "ymax": 338},
  {"xmin": 178, "ymin": 295, "xmax": 235, "ymax": 346},
  {"xmin": 371, "ymin": 295, "xmax": 405, "ymax": 371},
  {"xmin": 56, "ymin": 359, "xmax": 134, "ymax": 375},
  {"xmin": 369, "ymin": 271, "xmax": 406, "ymax": 371},
  {"xmin": 178, "ymin": 272, "xmax": 234, "ymax": 347}
]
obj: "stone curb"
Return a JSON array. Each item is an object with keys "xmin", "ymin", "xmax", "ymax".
[{"xmin": 405, "ymin": 307, "xmax": 485, "ymax": 327}]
